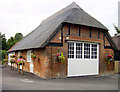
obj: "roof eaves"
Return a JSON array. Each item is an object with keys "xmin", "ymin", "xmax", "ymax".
[
  {"xmin": 104, "ymin": 31, "xmax": 118, "ymax": 50},
  {"xmin": 41, "ymin": 23, "xmax": 64, "ymax": 47},
  {"xmin": 7, "ymin": 42, "xmax": 19, "ymax": 53}
]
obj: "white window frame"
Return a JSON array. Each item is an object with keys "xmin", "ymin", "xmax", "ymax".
[
  {"xmin": 68, "ymin": 41, "xmax": 98, "ymax": 60},
  {"xmin": 68, "ymin": 42, "xmax": 74, "ymax": 59},
  {"xmin": 76, "ymin": 42, "xmax": 82, "ymax": 59},
  {"xmin": 91, "ymin": 44, "xmax": 97, "ymax": 59},
  {"xmin": 27, "ymin": 50, "xmax": 32, "ymax": 62},
  {"xmin": 18, "ymin": 51, "xmax": 22, "ymax": 59},
  {"xmin": 84, "ymin": 43, "xmax": 90, "ymax": 59},
  {"xmin": 10, "ymin": 52, "xmax": 15, "ymax": 57},
  {"xmin": 9, "ymin": 52, "xmax": 15, "ymax": 61}
]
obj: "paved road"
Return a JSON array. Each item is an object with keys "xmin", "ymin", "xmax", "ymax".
[{"xmin": 1, "ymin": 65, "xmax": 119, "ymax": 90}]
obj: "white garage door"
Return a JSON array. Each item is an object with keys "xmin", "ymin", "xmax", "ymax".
[{"xmin": 68, "ymin": 41, "xmax": 99, "ymax": 77}]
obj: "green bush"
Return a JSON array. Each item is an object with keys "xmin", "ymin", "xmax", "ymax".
[
  {"xmin": 0, "ymin": 50, "xmax": 8, "ymax": 60},
  {"xmin": 1, "ymin": 60, "xmax": 5, "ymax": 64}
]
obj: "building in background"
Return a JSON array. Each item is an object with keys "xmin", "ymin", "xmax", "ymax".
[{"xmin": 112, "ymin": 34, "xmax": 120, "ymax": 60}]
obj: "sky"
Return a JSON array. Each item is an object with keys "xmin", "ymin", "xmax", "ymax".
[{"xmin": 0, "ymin": 0, "xmax": 119, "ymax": 39}]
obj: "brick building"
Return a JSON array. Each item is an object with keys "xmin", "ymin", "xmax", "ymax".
[
  {"xmin": 8, "ymin": 2, "xmax": 117, "ymax": 79},
  {"xmin": 112, "ymin": 34, "xmax": 120, "ymax": 60}
]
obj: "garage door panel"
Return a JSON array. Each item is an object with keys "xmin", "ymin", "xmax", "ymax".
[
  {"xmin": 68, "ymin": 42, "xmax": 99, "ymax": 77},
  {"xmin": 68, "ymin": 60, "xmax": 98, "ymax": 76}
]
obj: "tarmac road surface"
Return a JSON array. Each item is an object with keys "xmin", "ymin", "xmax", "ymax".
[{"xmin": 1, "ymin": 65, "xmax": 119, "ymax": 90}]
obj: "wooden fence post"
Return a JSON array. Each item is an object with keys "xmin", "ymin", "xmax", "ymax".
[
  {"xmin": 12, "ymin": 63, "xmax": 14, "ymax": 70},
  {"xmin": 4, "ymin": 61, "xmax": 7, "ymax": 67},
  {"xmin": 10, "ymin": 63, "xmax": 12, "ymax": 70},
  {"xmin": 21, "ymin": 63, "xmax": 23, "ymax": 76},
  {"xmin": 18, "ymin": 65, "xmax": 20, "ymax": 74}
]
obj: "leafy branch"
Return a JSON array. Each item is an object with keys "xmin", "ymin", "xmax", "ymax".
[{"xmin": 113, "ymin": 24, "xmax": 120, "ymax": 35}]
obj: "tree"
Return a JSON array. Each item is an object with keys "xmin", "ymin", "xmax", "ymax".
[
  {"xmin": 0, "ymin": 33, "xmax": 7, "ymax": 50},
  {"xmin": 0, "ymin": 32, "xmax": 23, "ymax": 60},
  {"xmin": 0, "ymin": 33, "xmax": 7, "ymax": 60},
  {"xmin": 1, "ymin": 50, "xmax": 7, "ymax": 60},
  {"xmin": 14, "ymin": 33, "xmax": 23, "ymax": 41},
  {"xmin": 6, "ymin": 37, "xmax": 15, "ymax": 50},
  {"xmin": 114, "ymin": 24, "xmax": 120, "ymax": 35},
  {"xmin": 8, "ymin": 37, "xmax": 14, "ymax": 42},
  {"xmin": 0, "ymin": 32, "xmax": 2, "ymax": 50},
  {"xmin": 6, "ymin": 33, "xmax": 23, "ymax": 50}
]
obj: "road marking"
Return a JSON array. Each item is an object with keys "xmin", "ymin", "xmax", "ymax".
[
  {"xmin": 24, "ymin": 81, "xmax": 33, "ymax": 83},
  {"xmin": 19, "ymin": 79, "xmax": 34, "ymax": 83},
  {"xmin": 19, "ymin": 79, "xmax": 29, "ymax": 81}
]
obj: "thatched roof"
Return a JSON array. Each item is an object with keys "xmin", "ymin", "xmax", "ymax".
[
  {"xmin": 10, "ymin": 2, "xmax": 108, "ymax": 51},
  {"xmin": 112, "ymin": 34, "xmax": 120, "ymax": 50}
]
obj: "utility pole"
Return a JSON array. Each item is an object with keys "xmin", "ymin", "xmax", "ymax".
[{"xmin": 118, "ymin": 1, "xmax": 120, "ymax": 29}]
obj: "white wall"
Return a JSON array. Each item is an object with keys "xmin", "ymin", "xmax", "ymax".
[{"xmin": 8, "ymin": 52, "xmax": 15, "ymax": 66}]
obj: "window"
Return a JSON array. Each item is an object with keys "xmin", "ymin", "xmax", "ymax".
[
  {"xmin": 18, "ymin": 51, "xmax": 22, "ymax": 59},
  {"xmin": 68, "ymin": 42, "xmax": 74, "ymax": 58},
  {"xmin": 76, "ymin": 43, "xmax": 82, "ymax": 59},
  {"xmin": 84, "ymin": 43, "xmax": 90, "ymax": 59},
  {"xmin": 91, "ymin": 44, "xmax": 97, "ymax": 59},
  {"xmin": 11, "ymin": 52, "xmax": 15, "ymax": 55},
  {"xmin": 27, "ymin": 50, "xmax": 32, "ymax": 62},
  {"xmin": 10, "ymin": 52, "xmax": 15, "ymax": 57},
  {"xmin": 9, "ymin": 52, "xmax": 15, "ymax": 61},
  {"xmin": 68, "ymin": 42, "xmax": 98, "ymax": 60}
]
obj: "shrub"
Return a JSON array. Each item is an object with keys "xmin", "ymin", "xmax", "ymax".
[
  {"xmin": 1, "ymin": 60, "xmax": 4, "ymax": 64},
  {"xmin": 1, "ymin": 50, "xmax": 7, "ymax": 60}
]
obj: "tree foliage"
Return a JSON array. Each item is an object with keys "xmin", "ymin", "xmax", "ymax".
[
  {"xmin": 114, "ymin": 24, "xmax": 120, "ymax": 35},
  {"xmin": 1, "ymin": 50, "xmax": 7, "ymax": 60},
  {"xmin": 0, "ymin": 33, "xmax": 7, "ymax": 50},
  {"xmin": 0, "ymin": 33, "xmax": 7, "ymax": 60},
  {"xmin": 15, "ymin": 33, "xmax": 23, "ymax": 41},
  {"xmin": 1, "ymin": 32, "xmax": 23, "ymax": 60},
  {"xmin": 6, "ymin": 33, "xmax": 23, "ymax": 50},
  {"xmin": 0, "ymin": 33, "xmax": 2, "ymax": 50}
]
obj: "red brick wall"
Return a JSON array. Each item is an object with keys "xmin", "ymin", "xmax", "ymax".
[
  {"xmin": 100, "ymin": 49, "xmax": 114, "ymax": 73},
  {"xmin": 81, "ymin": 26, "xmax": 90, "ymax": 38},
  {"xmin": 14, "ymin": 48, "xmax": 51, "ymax": 79},
  {"xmin": 105, "ymin": 37, "xmax": 111, "ymax": 46},
  {"xmin": 50, "ymin": 31, "xmax": 61, "ymax": 43},
  {"xmin": 33, "ymin": 48, "xmax": 51, "ymax": 78},
  {"xmin": 91, "ymin": 28, "xmax": 98, "ymax": 39},
  {"xmin": 46, "ymin": 46, "xmax": 67, "ymax": 78},
  {"xmin": 70, "ymin": 24, "xmax": 79, "ymax": 37}
]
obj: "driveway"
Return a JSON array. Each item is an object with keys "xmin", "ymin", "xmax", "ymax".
[{"xmin": 1, "ymin": 65, "xmax": 119, "ymax": 90}]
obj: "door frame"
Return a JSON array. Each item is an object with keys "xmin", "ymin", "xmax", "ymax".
[
  {"xmin": 30, "ymin": 61, "xmax": 33, "ymax": 73},
  {"xmin": 67, "ymin": 41, "xmax": 99, "ymax": 77},
  {"xmin": 27, "ymin": 50, "xmax": 33, "ymax": 73}
]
